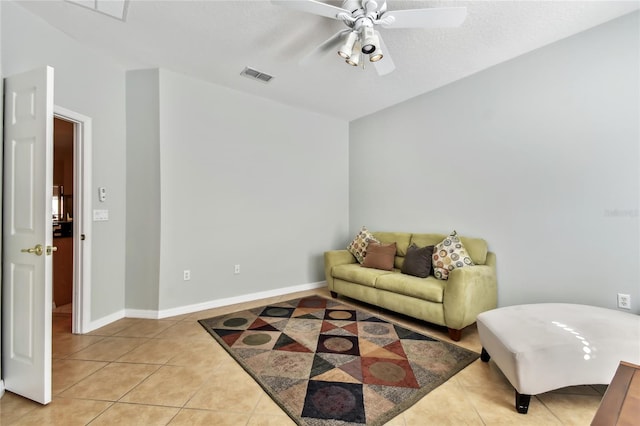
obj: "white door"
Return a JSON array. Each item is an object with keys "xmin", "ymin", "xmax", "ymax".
[{"xmin": 2, "ymin": 66, "xmax": 54, "ymax": 404}]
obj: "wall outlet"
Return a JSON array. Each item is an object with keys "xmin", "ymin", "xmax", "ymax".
[
  {"xmin": 183, "ymin": 270, "xmax": 191, "ymax": 281},
  {"xmin": 617, "ymin": 293, "xmax": 631, "ymax": 309},
  {"xmin": 234, "ymin": 264, "xmax": 240, "ymax": 274}
]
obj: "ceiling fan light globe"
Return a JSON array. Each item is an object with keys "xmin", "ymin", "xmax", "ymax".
[
  {"xmin": 338, "ymin": 31, "xmax": 359, "ymax": 60},
  {"xmin": 361, "ymin": 44, "xmax": 376, "ymax": 54},
  {"xmin": 361, "ymin": 28, "xmax": 379, "ymax": 55},
  {"xmin": 369, "ymin": 52, "xmax": 383, "ymax": 62},
  {"xmin": 346, "ymin": 52, "xmax": 360, "ymax": 66}
]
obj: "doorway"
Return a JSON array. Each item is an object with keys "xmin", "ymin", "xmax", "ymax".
[
  {"xmin": 53, "ymin": 107, "xmax": 92, "ymax": 335},
  {"xmin": 52, "ymin": 117, "xmax": 74, "ymax": 328}
]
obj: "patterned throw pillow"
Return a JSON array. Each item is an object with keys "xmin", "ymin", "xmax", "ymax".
[
  {"xmin": 432, "ymin": 231, "xmax": 474, "ymax": 280},
  {"xmin": 347, "ymin": 226, "xmax": 379, "ymax": 264}
]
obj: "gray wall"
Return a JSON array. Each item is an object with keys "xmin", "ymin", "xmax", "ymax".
[
  {"xmin": 125, "ymin": 69, "xmax": 161, "ymax": 311},
  {"xmin": 1, "ymin": 1, "xmax": 636, "ymax": 326},
  {"xmin": 154, "ymin": 69, "xmax": 349, "ymax": 310},
  {"xmin": 1, "ymin": 1, "xmax": 351, "ymax": 323},
  {"xmin": 124, "ymin": 68, "xmax": 350, "ymax": 312},
  {"xmin": 350, "ymin": 12, "xmax": 640, "ymax": 313},
  {"xmin": 2, "ymin": 1, "xmax": 127, "ymax": 320}
]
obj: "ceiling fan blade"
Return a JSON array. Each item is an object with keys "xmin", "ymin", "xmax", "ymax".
[
  {"xmin": 299, "ymin": 29, "xmax": 351, "ymax": 66},
  {"xmin": 271, "ymin": 0, "xmax": 350, "ymax": 20},
  {"xmin": 372, "ymin": 32, "xmax": 395, "ymax": 76},
  {"xmin": 381, "ymin": 7, "xmax": 467, "ymax": 29}
]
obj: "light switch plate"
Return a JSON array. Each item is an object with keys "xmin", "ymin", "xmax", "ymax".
[{"xmin": 93, "ymin": 209, "xmax": 109, "ymax": 221}]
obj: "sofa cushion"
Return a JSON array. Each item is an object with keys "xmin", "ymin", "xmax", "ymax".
[
  {"xmin": 411, "ymin": 233, "xmax": 488, "ymax": 265},
  {"xmin": 375, "ymin": 273, "xmax": 445, "ymax": 303},
  {"xmin": 347, "ymin": 226, "xmax": 379, "ymax": 264},
  {"xmin": 332, "ymin": 264, "xmax": 392, "ymax": 287},
  {"xmin": 433, "ymin": 231, "xmax": 475, "ymax": 280},
  {"xmin": 362, "ymin": 242, "xmax": 396, "ymax": 271},
  {"xmin": 401, "ymin": 244, "xmax": 434, "ymax": 278}
]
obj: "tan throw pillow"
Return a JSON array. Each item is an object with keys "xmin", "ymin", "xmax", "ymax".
[
  {"xmin": 347, "ymin": 226, "xmax": 379, "ymax": 264},
  {"xmin": 432, "ymin": 231, "xmax": 474, "ymax": 280},
  {"xmin": 362, "ymin": 242, "xmax": 397, "ymax": 271}
]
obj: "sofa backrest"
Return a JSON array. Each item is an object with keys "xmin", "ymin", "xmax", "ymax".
[
  {"xmin": 372, "ymin": 231, "xmax": 489, "ymax": 268},
  {"xmin": 372, "ymin": 232, "xmax": 411, "ymax": 269},
  {"xmin": 411, "ymin": 233, "xmax": 488, "ymax": 265}
]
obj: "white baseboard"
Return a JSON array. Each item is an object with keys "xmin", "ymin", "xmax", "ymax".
[
  {"xmin": 0, "ymin": 380, "xmax": 5, "ymax": 399},
  {"xmin": 124, "ymin": 308, "xmax": 159, "ymax": 319},
  {"xmin": 84, "ymin": 309, "xmax": 125, "ymax": 333},
  {"xmin": 125, "ymin": 281, "xmax": 327, "ymax": 320}
]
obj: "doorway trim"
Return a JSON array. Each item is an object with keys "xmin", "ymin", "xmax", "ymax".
[{"xmin": 54, "ymin": 106, "xmax": 92, "ymax": 334}]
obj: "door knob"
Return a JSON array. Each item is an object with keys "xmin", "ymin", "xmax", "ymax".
[
  {"xmin": 21, "ymin": 244, "xmax": 44, "ymax": 256},
  {"xmin": 46, "ymin": 245, "xmax": 58, "ymax": 256}
]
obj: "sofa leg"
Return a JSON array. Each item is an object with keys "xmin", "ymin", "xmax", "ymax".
[
  {"xmin": 447, "ymin": 328, "xmax": 462, "ymax": 341},
  {"xmin": 515, "ymin": 391, "xmax": 531, "ymax": 414},
  {"xmin": 330, "ymin": 291, "xmax": 338, "ymax": 298},
  {"xmin": 481, "ymin": 347, "xmax": 491, "ymax": 362}
]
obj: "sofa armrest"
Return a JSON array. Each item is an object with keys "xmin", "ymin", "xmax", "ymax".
[
  {"xmin": 324, "ymin": 250, "xmax": 356, "ymax": 290},
  {"xmin": 443, "ymin": 251, "xmax": 498, "ymax": 330}
]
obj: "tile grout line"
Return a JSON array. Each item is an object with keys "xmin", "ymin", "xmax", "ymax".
[{"xmin": 42, "ymin": 288, "xmax": 605, "ymax": 426}]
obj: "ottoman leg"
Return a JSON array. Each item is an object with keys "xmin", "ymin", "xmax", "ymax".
[
  {"xmin": 515, "ymin": 391, "xmax": 531, "ymax": 414},
  {"xmin": 330, "ymin": 291, "xmax": 338, "ymax": 298},
  {"xmin": 480, "ymin": 347, "xmax": 491, "ymax": 362}
]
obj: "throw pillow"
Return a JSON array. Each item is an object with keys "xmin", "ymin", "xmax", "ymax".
[
  {"xmin": 401, "ymin": 244, "xmax": 434, "ymax": 278},
  {"xmin": 432, "ymin": 231, "xmax": 474, "ymax": 280},
  {"xmin": 362, "ymin": 242, "xmax": 397, "ymax": 271},
  {"xmin": 347, "ymin": 226, "xmax": 379, "ymax": 264}
]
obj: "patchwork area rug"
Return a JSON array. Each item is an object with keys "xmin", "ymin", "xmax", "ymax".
[{"xmin": 198, "ymin": 295, "xmax": 478, "ymax": 425}]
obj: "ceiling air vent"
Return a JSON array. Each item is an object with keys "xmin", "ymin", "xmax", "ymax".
[
  {"xmin": 66, "ymin": 0, "xmax": 129, "ymax": 21},
  {"xmin": 240, "ymin": 67, "xmax": 274, "ymax": 84}
]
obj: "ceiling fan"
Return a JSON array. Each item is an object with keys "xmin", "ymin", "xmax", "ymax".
[{"xmin": 272, "ymin": 0, "xmax": 467, "ymax": 76}]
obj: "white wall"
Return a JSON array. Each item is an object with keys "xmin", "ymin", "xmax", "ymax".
[
  {"xmin": 1, "ymin": 1, "xmax": 127, "ymax": 320},
  {"xmin": 155, "ymin": 69, "xmax": 349, "ymax": 310},
  {"xmin": 350, "ymin": 12, "xmax": 640, "ymax": 313}
]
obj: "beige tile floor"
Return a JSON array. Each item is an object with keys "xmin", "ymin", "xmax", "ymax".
[{"xmin": 0, "ymin": 287, "xmax": 605, "ymax": 425}]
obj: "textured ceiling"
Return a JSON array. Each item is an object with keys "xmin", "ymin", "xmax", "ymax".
[{"xmin": 16, "ymin": 0, "xmax": 640, "ymax": 121}]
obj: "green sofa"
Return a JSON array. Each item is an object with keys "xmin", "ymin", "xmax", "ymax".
[{"xmin": 324, "ymin": 231, "xmax": 497, "ymax": 341}]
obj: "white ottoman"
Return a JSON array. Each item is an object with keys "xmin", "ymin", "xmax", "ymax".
[{"xmin": 477, "ymin": 303, "xmax": 640, "ymax": 414}]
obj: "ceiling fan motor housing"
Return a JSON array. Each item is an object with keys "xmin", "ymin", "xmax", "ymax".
[
  {"xmin": 340, "ymin": 0, "xmax": 385, "ymax": 55},
  {"xmin": 342, "ymin": 0, "xmax": 386, "ymax": 18}
]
